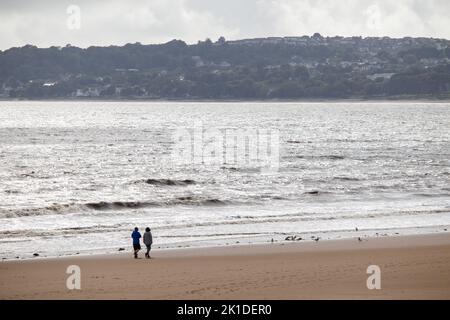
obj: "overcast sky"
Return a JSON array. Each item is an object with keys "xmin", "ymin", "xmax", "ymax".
[{"xmin": 1, "ymin": 0, "xmax": 450, "ymax": 50}]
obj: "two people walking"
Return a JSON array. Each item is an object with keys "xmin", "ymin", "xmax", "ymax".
[{"xmin": 131, "ymin": 227, "xmax": 153, "ymax": 259}]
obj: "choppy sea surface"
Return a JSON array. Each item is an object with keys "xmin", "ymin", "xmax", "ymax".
[{"xmin": 0, "ymin": 101, "xmax": 449, "ymax": 259}]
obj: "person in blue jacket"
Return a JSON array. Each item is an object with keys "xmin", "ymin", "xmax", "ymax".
[{"xmin": 131, "ymin": 227, "xmax": 142, "ymax": 259}]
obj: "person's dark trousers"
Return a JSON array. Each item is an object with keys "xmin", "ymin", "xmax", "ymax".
[{"xmin": 145, "ymin": 245, "xmax": 151, "ymax": 258}]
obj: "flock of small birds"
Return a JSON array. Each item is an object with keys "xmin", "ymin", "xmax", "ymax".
[
  {"xmin": 278, "ymin": 226, "xmax": 447, "ymax": 245},
  {"xmin": 283, "ymin": 235, "xmax": 321, "ymax": 242},
  {"xmin": 282, "ymin": 227, "xmax": 364, "ymax": 244}
]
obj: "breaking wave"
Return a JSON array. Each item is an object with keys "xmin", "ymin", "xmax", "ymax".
[
  {"xmin": 139, "ymin": 179, "xmax": 196, "ymax": 186},
  {"xmin": 4, "ymin": 208, "xmax": 448, "ymax": 239},
  {"xmin": 0, "ymin": 197, "xmax": 231, "ymax": 217},
  {"xmin": 84, "ymin": 201, "xmax": 157, "ymax": 210}
]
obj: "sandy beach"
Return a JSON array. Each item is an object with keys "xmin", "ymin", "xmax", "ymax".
[{"xmin": 1, "ymin": 233, "xmax": 449, "ymax": 300}]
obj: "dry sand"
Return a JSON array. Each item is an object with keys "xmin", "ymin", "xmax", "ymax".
[{"xmin": 1, "ymin": 233, "xmax": 450, "ymax": 300}]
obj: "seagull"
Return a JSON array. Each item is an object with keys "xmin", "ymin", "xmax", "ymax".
[
  {"xmin": 358, "ymin": 237, "xmax": 363, "ymax": 242},
  {"xmin": 314, "ymin": 237, "xmax": 320, "ymax": 242}
]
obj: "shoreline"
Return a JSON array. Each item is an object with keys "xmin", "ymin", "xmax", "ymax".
[
  {"xmin": 5, "ymin": 230, "xmax": 450, "ymax": 261},
  {"xmin": 3, "ymin": 224, "xmax": 448, "ymax": 262},
  {"xmin": 1, "ymin": 232, "xmax": 449, "ymax": 299}
]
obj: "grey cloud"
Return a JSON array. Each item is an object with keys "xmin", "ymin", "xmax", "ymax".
[{"xmin": 0, "ymin": 0, "xmax": 449, "ymax": 50}]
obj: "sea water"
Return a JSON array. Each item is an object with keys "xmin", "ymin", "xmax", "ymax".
[{"xmin": 0, "ymin": 101, "xmax": 449, "ymax": 259}]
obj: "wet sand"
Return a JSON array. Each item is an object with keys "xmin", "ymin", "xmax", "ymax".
[{"xmin": 1, "ymin": 233, "xmax": 450, "ymax": 300}]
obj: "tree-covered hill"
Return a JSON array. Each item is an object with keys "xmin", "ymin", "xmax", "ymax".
[{"xmin": 1, "ymin": 35, "xmax": 450, "ymax": 100}]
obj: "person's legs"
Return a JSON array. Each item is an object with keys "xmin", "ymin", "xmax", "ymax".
[
  {"xmin": 145, "ymin": 245, "xmax": 151, "ymax": 258},
  {"xmin": 133, "ymin": 244, "xmax": 140, "ymax": 258}
]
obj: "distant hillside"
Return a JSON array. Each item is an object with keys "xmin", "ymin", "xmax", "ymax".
[{"xmin": 1, "ymin": 34, "xmax": 450, "ymax": 100}]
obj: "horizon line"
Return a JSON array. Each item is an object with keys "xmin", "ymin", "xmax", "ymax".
[{"xmin": 2, "ymin": 34, "xmax": 450, "ymax": 52}]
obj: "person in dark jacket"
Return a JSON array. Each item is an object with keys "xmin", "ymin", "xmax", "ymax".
[
  {"xmin": 143, "ymin": 227, "xmax": 153, "ymax": 259},
  {"xmin": 131, "ymin": 227, "xmax": 142, "ymax": 259}
]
